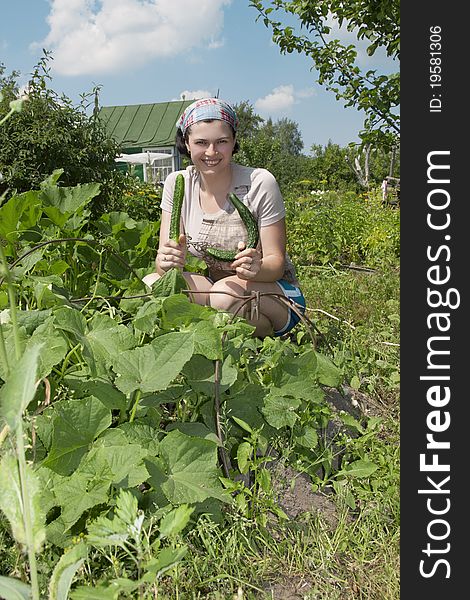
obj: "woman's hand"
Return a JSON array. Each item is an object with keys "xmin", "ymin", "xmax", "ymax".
[
  {"xmin": 156, "ymin": 234, "xmax": 187, "ymax": 272},
  {"xmin": 231, "ymin": 241, "xmax": 262, "ymax": 280}
]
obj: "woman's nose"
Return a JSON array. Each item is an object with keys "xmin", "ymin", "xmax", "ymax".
[{"xmin": 205, "ymin": 144, "xmax": 217, "ymax": 155}]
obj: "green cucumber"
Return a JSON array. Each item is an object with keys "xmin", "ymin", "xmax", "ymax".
[
  {"xmin": 169, "ymin": 173, "xmax": 185, "ymax": 241},
  {"xmin": 206, "ymin": 193, "xmax": 259, "ymax": 261}
]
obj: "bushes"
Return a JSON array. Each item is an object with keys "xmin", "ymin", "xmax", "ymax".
[
  {"xmin": 0, "ymin": 52, "xmax": 125, "ymax": 216},
  {"xmin": 285, "ymin": 188, "xmax": 400, "ymax": 269}
]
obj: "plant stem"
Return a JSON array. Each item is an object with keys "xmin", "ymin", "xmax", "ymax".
[
  {"xmin": 129, "ymin": 389, "xmax": 142, "ymax": 423},
  {"xmin": 15, "ymin": 425, "xmax": 40, "ymax": 600},
  {"xmin": 0, "ymin": 319, "xmax": 10, "ymax": 379},
  {"xmin": 0, "ymin": 244, "xmax": 22, "ymax": 360}
]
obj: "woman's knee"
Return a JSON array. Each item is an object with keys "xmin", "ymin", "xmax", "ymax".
[{"xmin": 208, "ymin": 277, "xmax": 246, "ymax": 311}]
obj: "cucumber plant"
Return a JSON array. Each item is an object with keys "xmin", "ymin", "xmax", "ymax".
[{"xmin": 205, "ymin": 193, "xmax": 259, "ymax": 261}]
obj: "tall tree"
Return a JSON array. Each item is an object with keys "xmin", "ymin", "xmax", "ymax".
[
  {"xmin": 232, "ymin": 100, "xmax": 264, "ymax": 139},
  {"xmin": 250, "ymin": 0, "xmax": 400, "ymax": 148}
]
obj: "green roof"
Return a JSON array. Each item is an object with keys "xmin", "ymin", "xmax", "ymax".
[{"xmin": 98, "ymin": 100, "xmax": 194, "ymax": 149}]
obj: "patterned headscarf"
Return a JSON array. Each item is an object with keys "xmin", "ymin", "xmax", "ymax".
[{"xmin": 178, "ymin": 98, "xmax": 239, "ymax": 136}]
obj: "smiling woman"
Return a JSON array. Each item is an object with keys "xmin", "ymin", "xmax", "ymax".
[{"xmin": 143, "ymin": 97, "xmax": 306, "ymax": 339}]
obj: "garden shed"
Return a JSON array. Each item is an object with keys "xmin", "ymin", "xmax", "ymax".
[{"xmin": 98, "ymin": 99, "xmax": 194, "ymax": 184}]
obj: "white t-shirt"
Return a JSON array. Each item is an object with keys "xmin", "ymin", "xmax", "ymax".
[{"xmin": 160, "ymin": 162, "xmax": 299, "ymax": 285}]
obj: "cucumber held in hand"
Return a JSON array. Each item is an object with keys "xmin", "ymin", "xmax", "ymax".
[
  {"xmin": 169, "ymin": 173, "xmax": 185, "ymax": 241},
  {"xmin": 205, "ymin": 193, "xmax": 259, "ymax": 261}
]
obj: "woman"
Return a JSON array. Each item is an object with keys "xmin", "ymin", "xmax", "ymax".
[{"xmin": 144, "ymin": 98, "xmax": 306, "ymax": 338}]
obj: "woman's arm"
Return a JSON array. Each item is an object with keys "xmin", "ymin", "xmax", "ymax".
[{"xmin": 231, "ymin": 218, "xmax": 286, "ymax": 282}]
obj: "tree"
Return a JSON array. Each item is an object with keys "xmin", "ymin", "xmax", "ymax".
[
  {"xmin": 232, "ymin": 100, "xmax": 264, "ymax": 139},
  {"xmin": 0, "ymin": 52, "xmax": 124, "ymax": 214},
  {"xmin": 250, "ymin": 0, "xmax": 400, "ymax": 148}
]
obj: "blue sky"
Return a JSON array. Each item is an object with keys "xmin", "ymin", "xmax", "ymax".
[{"xmin": 1, "ymin": 0, "xmax": 398, "ymax": 153}]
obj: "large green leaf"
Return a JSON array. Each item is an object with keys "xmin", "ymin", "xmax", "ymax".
[
  {"xmin": 48, "ymin": 460, "xmax": 113, "ymax": 533},
  {"xmin": 0, "ymin": 576, "xmax": 32, "ymax": 600},
  {"xmin": 86, "ymin": 313, "xmax": 137, "ymax": 375},
  {"xmin": 262, "ymin": 394, "xmax": 301, "ymax": 429},
  {"xmin": 336, "ymin": 459, "xmax": 379, "ymax": 479},
  {"xmin": 143, "ymin": 546, "xmax": 188, "ymax": 580},
  {"xmin": 70, "ymin": 585, "xmax": 119, "ymax": 599},
  {"xmin": 314, "ymin": 351, "xmax": 342, "ymax": 387},
  {"xmin": 0, "ymin": 343, "xmax": 42, "ymax": 429},
  {"xmin": 0, "ymin": 455, "xmax": 46, "ymax": 552},
  {"xmin": 271, "ymin": 348, "xmax": 318, "ymax": 388},
  {"xmin": 0, "ymin": 190, "xmax": 40, "ymax": 241},
  {"xmin": 161, "ymin": 294, "xmax": 212, "ymax": 328},
  {"xmin": 29, "ymin": 319, "xmax": 68, "ymax": 380},
  {"xmin": 64, "ymin": 377, "xmax": 127, "ymax": 412},
  {"xmin": 190, "ymin": 320, "xmax": 223, "ymax": 360},
  {"xmin": 146, "ymin": 430, "xmax": 231, "ymax": 505},
  {"xmin": 53, "ymin": 307, "xmax": 95, "ymax": 368},
  {"xmin": 48, "ymin": 541, "xmax": 88, "ymax": 600},
  {"xmin": 83, "ymin": 442, "xmax": 149, "ymax": 489},
  {"xmin": 150, "ymin": 268, "xmax": 188, "ymax": 297},
  {"xmin": 113, "ymin": 331, "xmax": 194, "ymax": 395},
  {"xmin": 41, "ymin": 396, "xmax": 112, "ymax": 475},
  {"xmin": 40, "ymin": 182, "xmax": 100, "ymax": 227}
]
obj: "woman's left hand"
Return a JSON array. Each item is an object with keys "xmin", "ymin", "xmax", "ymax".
[{"xmin": 231, "ymin": 242, "xmax": 262, "ymax": 280}]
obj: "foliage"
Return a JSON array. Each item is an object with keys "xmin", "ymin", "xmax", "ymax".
[
  {"xmin": 250, "ymin": 0, "xmax": 400, "ymax": 148},
  {"xmin": 0, "ymin": 52, "xmax": 126, "ymax": 216},
  {"xmin": 0, "ymin": 88, "xmax": 399, "ymax": 595},
  {"xmin": 285, "ymin": 187, "xmax": 399, "ymax": 268}
]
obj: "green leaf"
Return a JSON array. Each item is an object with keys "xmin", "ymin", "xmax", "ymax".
[
  {"xmin": 0, "ymin": 455, "xmax": 46, "ymax": 552},
  {"xmin": 41, "ymin": 396, "xmax": 112, "ymax": 475},
  {"xmin": 143, "ymin": 546, "xmax": 188, "ymax": 580},
  {"xmin": 271, "ymin": 348, "xmax": 317, "ymax": 388},
  {"xmin": 65, "ymin": 377, "xmax": 127, "ymax": 413},
  {"xmin": 336, "ymin": 459, "xmax": 379, "ymax": 479},
  {"xmin": 84, "ymin": 443, "xmax": 149, "ymax": 489},
  {"xmin": 48, "ymin": 541, "xmax": 88, "ymax": 600},
  {"xmin": 151, "ymin": 268, "xmax": 188, "ymax": 297},
  {"xmin": 146, "ymin": 430, "xmax": 231, "ymax": 504},
  {"xmin": 262, "ymin": 394, "xmax": 301, "ymax": 429},
  {"xmin": 29, "ymin": 319, "xmax": 68, "ymax": 380},
  {"xmin": 190, "ymin": 320, "xmax": 223, "ymax": 360},
  {"xmin": 166, "ymin": 422, "xmax": 221, "ymax": 446},
  {"xmin": 113, "ymin": 332, "xmax": 194, "ymax": 395},
  {"xmin": 86, "ymin": 313, "xmax": 137, "ymax": 375},
  {"xmin": 0, "ymin": 576, "xmax": 32, "ymax": 600},
  {"xmin": 295, "ymin": 425, "xmax": 318, "ymax": 449},
  {"xmin": 339, "ymin": 412, "xmax": 365, "ymax": 434},
  {"xmin": 49, "ymin": 460, "xmax": 113, "ymax": 533},
  {"xmin": 40, "ymin": 182, "xmax": 100, "ymax": 223},
  {"xmin": 0, "ymin": 343, "xmax": 42, "ymax": 429},
  {"xmin": 161, "ymin": 294, "xmax": 212, "ymax": 328},
  {"xmin": 158, "ymin": 504, "xmax": 194, "ymax": 539},
  {"xmin": 236, "ymin": 441, "xmax": 253, "ymax": 475}
]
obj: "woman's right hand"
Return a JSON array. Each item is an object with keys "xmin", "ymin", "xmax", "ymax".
[{"xmin": 156, "ymin": 234, "xmax": 187, "ymax": 272}]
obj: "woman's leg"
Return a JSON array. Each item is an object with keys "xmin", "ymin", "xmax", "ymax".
[{"xmin": 208, "ymin": 276, "xmax": 290, "ymax": 337}]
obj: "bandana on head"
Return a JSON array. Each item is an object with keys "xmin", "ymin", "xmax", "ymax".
[{"xmin": 178, "ymin": 98, "xmax": 239, "ymax": 136}]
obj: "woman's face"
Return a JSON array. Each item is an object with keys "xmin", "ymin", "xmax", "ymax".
[{"xmin": 185, "ymin": 120, "xmax": 236, "ymax": 174}]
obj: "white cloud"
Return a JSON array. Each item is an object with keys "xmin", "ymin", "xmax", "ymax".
[
  {"xmin": 254, "ymin": 85, "xmax": 296, "ymax": 114},
  {"xmin": 175, "ymin": 89, "xmax": 213, "ymax": 101},
  {"xmin": 254, "ymin": 84, "xmax": 318, "ymax": 119},
  {"xmin": 35, "ymin": 0, "xmax": 231, "ymax": 76}
]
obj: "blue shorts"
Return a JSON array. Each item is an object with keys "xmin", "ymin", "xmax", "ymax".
[{"xmin": 273, "ymin": 279, "xmax": 306, "ymax": 336}]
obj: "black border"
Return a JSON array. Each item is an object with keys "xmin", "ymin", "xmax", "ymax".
[{"xmin": 401, "ymin": 2, "xmax": 466, "ymax": 597}]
